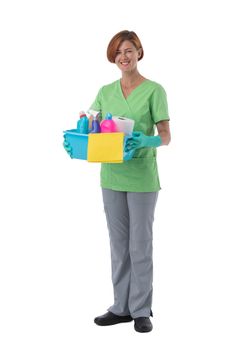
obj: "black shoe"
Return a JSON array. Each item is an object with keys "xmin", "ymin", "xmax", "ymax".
[
  {"xmin": 94, "ymin": 311, "xmax": 133, "ymax": 326},
  {"xmin": 134, "ymin": 317, "xmax": 153, "ymax": 333}
]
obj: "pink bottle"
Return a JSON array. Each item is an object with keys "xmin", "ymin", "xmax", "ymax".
[{"xmin": 100, "ymin": 113, "xmax": 117, "ymax": 133}]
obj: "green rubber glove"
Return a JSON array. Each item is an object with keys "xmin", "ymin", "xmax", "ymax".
[
  {"xmin": 125, "ymin": 131, "xmax": 162, "ymax": 151},
  {"xmin": 63, "ymin": 139, "xmax": 73, "ymax": 158}
]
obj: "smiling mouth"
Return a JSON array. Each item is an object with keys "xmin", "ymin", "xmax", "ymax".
[{"xmin": 120, "ymin": 61, "xmax": 130, "ymax": 66}]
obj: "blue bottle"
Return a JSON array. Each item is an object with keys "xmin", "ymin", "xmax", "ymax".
[{"xmin": 77, "ymin": 111, "xmax": 89, "ymax": 134}]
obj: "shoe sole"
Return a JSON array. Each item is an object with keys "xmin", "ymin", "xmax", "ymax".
[
  {"xmin": 134, "ymin": 325, "xmax": 153, "ymax": 333},
  {"xmin": 94, "ymin": 319, "xmax": 133, "ymax": 326}
]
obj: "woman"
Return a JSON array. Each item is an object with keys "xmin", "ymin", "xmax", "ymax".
[
  {"xmin": 65, "ymin": 30, "xmax": 171, "ymax": 333},
  {"xmin": 90, "ymin": 30, "xmax": 171, "ymax": 333}
]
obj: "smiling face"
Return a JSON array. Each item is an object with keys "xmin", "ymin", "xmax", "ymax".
[{"xmin": 115, "ymin": 40, "xmax": 142, "ymax": 73}]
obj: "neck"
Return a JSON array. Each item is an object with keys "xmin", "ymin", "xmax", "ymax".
[{"xmin": 121, "ymin": 70, "xmax": 143, "ymax": 87}]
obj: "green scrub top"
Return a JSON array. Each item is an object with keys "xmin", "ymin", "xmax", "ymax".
[{"xmin": 90, "ymin": 79, "xmax": 169, "ymax": 192}]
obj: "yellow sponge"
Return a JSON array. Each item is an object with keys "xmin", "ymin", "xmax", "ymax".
[{"xmin": 87, "ymin": 133, "xmax": 124, "ymax": 163}]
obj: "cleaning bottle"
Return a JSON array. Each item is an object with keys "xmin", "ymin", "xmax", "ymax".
[
  {"xmin": 90, "ymin": 115, "xmax": 101, "ymax": 133},
  {"xmin": 88, "ymin": 114, "xmax": 94, "ymax": 132},
  {"xmin": 100, "ymin": 112, "xmax": 117, "ymax": 133},
  {"xmin": 77, "ymin": 111, "xmax": 89, "ymax": 134}
]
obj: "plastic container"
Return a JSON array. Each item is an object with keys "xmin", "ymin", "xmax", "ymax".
[
  {"xmin": 63, "ymin": 130, "xmax": 136, "ymax": 161},
  {"xmin": 100, "ymin": 113, "xmax": 117, "ymax": 133},
  {"xmin": 63, "ymin": 129, "xmax": 88, "ymax": 160}
]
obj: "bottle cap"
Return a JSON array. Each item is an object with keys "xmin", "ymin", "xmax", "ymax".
[
  {"xmin": 79, "ymin": 111, "xmax": 86, "ymax": 118},
  {"xmin": 105, "ymin": 112, "xmax": 112, "ymax": 120}
]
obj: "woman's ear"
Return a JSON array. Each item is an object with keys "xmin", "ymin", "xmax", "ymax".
[{"xmin": 138, "ymin": 48, "xmax": 142, "ymax": 59}]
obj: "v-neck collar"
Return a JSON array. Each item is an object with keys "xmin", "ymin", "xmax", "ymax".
[{"xmin": 118, "ymin": 79, "xmax": 149, "ymax": 100}]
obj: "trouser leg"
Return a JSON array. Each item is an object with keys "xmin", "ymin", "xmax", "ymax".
[
  {"xmin": 127, "ymin": 192, "xmax": 158, "ymax": 318},
  {"xmin": 102, "ymin": 188, "xmax": 131, "ymax": 316}
]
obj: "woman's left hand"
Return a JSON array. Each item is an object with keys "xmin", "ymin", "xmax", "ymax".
[
  {"xmin": 125, "ymin": 132, "xmax": 146, "ymax": 151},
  {"xmin": 125, "ymin": 131, "xmax": 162, "ymax": 151}
]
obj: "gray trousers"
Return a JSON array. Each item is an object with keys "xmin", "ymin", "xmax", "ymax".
[{"xmin": 102, "ymin": 188, "xmax": 158, "ymax": 319}]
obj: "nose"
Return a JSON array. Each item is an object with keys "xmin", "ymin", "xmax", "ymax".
[{"xmin": 120, "ymin": 52, "xmax": 128, "ymax": 60}]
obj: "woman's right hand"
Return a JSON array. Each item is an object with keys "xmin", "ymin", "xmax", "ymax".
[{"xmin": 63, "ymin": 139, "xmax": 73, "ymax": 158}]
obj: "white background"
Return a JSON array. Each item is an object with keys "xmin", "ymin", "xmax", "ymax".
[{"xmin": 0, "ymin": 0, "xmax": 233, "ymax": 349}]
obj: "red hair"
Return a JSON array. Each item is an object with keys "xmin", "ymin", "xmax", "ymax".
[{"xmin": 107, "ymin": 30, "xmax": 144, "ymax": 63}]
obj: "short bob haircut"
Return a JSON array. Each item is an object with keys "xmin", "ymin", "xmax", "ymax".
[{"xmin": 107, "ymin": 30, "xmax": 144, "ymax": 63}]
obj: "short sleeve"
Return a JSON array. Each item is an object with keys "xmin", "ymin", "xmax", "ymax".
[{"xmin": 150, "ymin": 85, "xmax": 169, "ymax": 124}]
